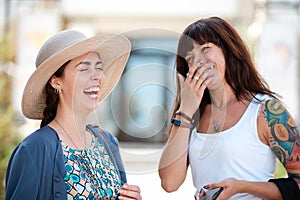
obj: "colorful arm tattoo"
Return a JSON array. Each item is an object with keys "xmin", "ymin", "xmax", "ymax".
[{"xmin": 264, "ymin": 99, "xmax": 300, "ymax": 182}]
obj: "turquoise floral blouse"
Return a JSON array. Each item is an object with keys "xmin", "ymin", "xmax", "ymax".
[{"xmin": 62, "ymin": 134, "xmax": 122, "ymax": 200}]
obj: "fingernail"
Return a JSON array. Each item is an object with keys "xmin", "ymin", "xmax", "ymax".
[
  {"xmin": 122, "ymin": 183, "xmax": 128, "ymax": 189},
  {"xmin": 203, "ymin": 185, "xmax": 209, "ymax": 189}
]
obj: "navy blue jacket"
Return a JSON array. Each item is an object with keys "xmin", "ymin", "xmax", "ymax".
[{"xmin": 5, "ymin": 125, "xmax": 126, "ymax": 200}]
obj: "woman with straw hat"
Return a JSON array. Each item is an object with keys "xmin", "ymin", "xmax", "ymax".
[{"xmin": 5, "ymin": 30, "xmax": 142, "ymax": 200}]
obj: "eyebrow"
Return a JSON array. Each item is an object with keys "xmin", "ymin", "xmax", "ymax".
[{"xmin": 75, "ymin": 61, "xmax": 102, "ymax": 67}]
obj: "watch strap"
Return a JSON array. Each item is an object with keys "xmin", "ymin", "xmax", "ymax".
[{"xmin": 171, "ymin": 118, "xmax": 192, "ymax": 129}]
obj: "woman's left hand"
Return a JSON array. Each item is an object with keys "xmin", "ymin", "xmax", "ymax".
[
  {"xmin": 118, "ymin": 183, "xmax": 142, "ymax": 200},
  {"xmin": 204, "ymin": 178, "xmax": 240, "ymax": 199}
]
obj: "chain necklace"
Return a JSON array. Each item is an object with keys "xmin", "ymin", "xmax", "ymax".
[
  {"xmin": 211, "ymin": 100, "xmax": 224, "ymax": 111},
  {"xmin": 211, "ymin": 98, "xmax": 227, "ymax": 131},
  {"xmin": 211, "ymin": 112, "xmax": 226, "ymax": 132},
  {"xmin": 54, "ymin": 119, "xmax": 85, "ymax": 149}
]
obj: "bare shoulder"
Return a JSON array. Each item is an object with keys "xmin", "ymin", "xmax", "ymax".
[
  {"xmin": 260, "ymin": 98, "xmax": 299, "ymax": 165},
  {"xmin": 262, "ymin": 98, "xmax": 297, "ymax": 135}
]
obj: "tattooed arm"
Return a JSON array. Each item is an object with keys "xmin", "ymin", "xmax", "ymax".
[
  {"xmin": 200, "ymin": 98, "xmax": 300, "ymax": 200},
  {"xmin": 210, "ymin": 98, "xmax": 300, "ymax": 200},
  {"xmin": 262, "ymin": 98, "xmax": 300, "ymax": 187}
]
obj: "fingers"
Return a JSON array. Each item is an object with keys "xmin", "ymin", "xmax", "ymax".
[
  {"xmin": 177, "ymin": 63, "xmax": 215, "ymax": 114},
  {"xmin": 197, "ymin": 64, "xmax": 215, "ymax": 81},
  {"xmin": 203, "ymin": 181, "xmax": 223, "ymax": 192},
  {"xmin": 187, "ymin": 64, "xmax": 214, "ymax": 80},
  {"xmin": 194, "ymin": 188, "xmax": 206, "ymax": 200},
  {"xmin": 118, "ymin": 184, "xmax": 142, "ymax": 200},
  {"xmin": 186, "ymin": 65, "xmax": 199, "ymax": 83},
  {"xmin": 186, "ymin": 64, "xmax": 215, "ymax": 89}
]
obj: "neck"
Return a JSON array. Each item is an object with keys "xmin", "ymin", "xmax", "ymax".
[
  {"xmin": 55, "ymin": 103, "xmax": 89, "ymax": 136},
  {"xmin": 210, "ymin": 85, "xmax": 235, "ymax": 110}
]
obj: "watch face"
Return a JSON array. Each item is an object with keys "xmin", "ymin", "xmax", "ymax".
[{"xmin": 171, "ymin": 118, "xmax": 181, "ymax": 126}]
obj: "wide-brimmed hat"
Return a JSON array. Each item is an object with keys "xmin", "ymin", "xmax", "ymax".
[{"xmin": 22, "ymin": 29, "xmax": 131, "ymax": 119}]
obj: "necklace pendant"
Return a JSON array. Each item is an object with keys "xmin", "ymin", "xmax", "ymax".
[{"xmin": 214, "ymin": 124, "xmax": 219, "ymax": 132}]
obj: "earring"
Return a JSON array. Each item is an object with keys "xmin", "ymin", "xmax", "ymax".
[{"xmin": 54, "ymin": 86, "xmax": 62, "ymax": 94}]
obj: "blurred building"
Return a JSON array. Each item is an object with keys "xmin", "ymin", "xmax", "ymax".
[
  {"xmin": 257, "ymin": 0, "xmax": 300, "ymax": 122},
  {"xmin": 1, "ymin": 0, "xmax": 299, "ymax": 143}
]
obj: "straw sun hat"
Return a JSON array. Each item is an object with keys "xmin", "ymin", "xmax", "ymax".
[{"xmin": 22, "ymin": 29, "xmax": 131, "ymax": 120}]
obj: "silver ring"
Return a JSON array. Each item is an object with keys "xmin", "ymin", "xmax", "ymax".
[
  {"xmin": 209, "ymin": 65, "xmax": 215, "ymax": 70},
  {"xmin": 193, "ymin": 76, "xmax": 200, "ymax": 80},
  {"xmin": 186, "ymin": 73, "xmax": 193, "ymax": 78}
]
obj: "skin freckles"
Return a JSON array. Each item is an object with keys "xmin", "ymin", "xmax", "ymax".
[{"xmin": 264, "ymin": 99, "xmax": 300, "ymax": 184}]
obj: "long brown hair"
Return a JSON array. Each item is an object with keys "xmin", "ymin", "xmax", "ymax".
[
  {"xmin": 173, "ymin": 16, "xmax": 276, "ymax": 120},
  {"xmin": 40, "ymin": 61, "xmax": 70, "ymax": 128}
]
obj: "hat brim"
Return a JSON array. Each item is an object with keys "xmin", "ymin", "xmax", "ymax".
[{"xmin": 22, "ymin": 34, "xmax": 131, "ymax": 119}]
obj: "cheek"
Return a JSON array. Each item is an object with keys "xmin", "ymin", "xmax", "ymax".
[
  {"xmin": 213, "ymin": 55, "xmax": 226, "ymax": 74},
  {"xmin": 221, "ymin": 61, "xmax": 226, "ymax": 75},
  {"xmin": 73, "ymin": 73, "xmax": 86, "ymax": 88},
  {"xmin": 99, "ymin": 75, "xmax": 106, "ymax": 87},
  {"xmin": 212, "ymin": 59, "xmax": 226, "ymax": 80},
  {"xmin": 217, "ymin": 64, "xmax": 226, "ymax": 79}
]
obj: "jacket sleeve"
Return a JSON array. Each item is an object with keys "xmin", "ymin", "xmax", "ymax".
[{"xmin": 5, "ymin": 145, "xmax": 39, "ymax": 200}]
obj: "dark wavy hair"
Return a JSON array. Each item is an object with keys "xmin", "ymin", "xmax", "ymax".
[
  {"xmin": 173, "ymin": 16, "xmax": 277, "ymax": 119},
  {"xmin": 40, "ymin": 61, "xmax": 70, "ymax": 128}
]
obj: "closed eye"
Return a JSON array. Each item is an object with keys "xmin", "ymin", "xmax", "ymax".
[
  {"xmin": 80, "ymin": 68, "xmax": 88, "ymax": 72},
  {"xmin": 185, "ymin": 56, "xmax": 194, "ymax": 64},
  {"xmin": 95, "ymin": 67, "xmax": 104, "ymax": 71},
  {"xmin": 201, "ymin": 46, "xmax": 209, "ymax": 52},
  {"xmin": 95, "ymin": 61, "xmax": 104, "ymax": 71},
  {"xmin": 76, "ymin": 61, "xmax": 90, "ymax": 72}
]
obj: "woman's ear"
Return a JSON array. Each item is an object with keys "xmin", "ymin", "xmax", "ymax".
[{"xmin": 49, "ymin": 75, "xmax": 61, "ymax": 89}]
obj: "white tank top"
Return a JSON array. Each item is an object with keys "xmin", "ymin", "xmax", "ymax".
[{"xmin": 188, "ymin": 94, "xmax": 277, "ymax": 199}]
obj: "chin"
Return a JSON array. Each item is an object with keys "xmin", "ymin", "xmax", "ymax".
[
  {"xmin": 80, "ymin": 101, "xmax": 99, "ymax": 113},
  {"xmin": 88, "ymin": 101, "xmax": 99, "ymax": 110}
]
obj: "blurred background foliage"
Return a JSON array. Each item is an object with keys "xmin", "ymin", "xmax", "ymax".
[
  {"xmin": 0, "ymin": 32, "xmax": 21, "ymax": 199},
  {"xmin": 275, "ymin": 159, "xmax": 288, "ymax": 178}
]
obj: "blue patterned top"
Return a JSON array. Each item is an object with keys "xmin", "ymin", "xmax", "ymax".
[{"xmin": 62, "ymin": 134, "xmax": 122, "ymax": 200}]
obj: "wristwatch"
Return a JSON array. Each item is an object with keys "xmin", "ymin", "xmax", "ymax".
[{"xmin": 171, "ymin": 118, "xmax": 193, "ymax": 129}]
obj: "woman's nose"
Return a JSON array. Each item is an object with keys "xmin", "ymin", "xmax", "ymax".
[
  {"xmin": 91, "ymin": 74, "xmax": 100, "ymax": 81},
  {"xmin": 90, "ymin": 69, "xmax": 103, "ymax": 81}
]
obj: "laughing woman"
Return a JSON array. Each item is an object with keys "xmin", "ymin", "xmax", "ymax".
[
  {"xmin": 159, "ymin": 17, "xmax": 300, "ymax": 200},
  {"xmin": 5, "ymin": 30, "xmax": 141, "ymax": 200}
]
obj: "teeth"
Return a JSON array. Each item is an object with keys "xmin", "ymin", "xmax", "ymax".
[{"xmin": 84, "ymin": 87, "xmax": 100, "ymax": 93}]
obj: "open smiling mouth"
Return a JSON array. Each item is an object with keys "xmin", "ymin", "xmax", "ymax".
[{"xmin": 83, "ymin": 86, "xmax": 100, "ymax": 100}]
